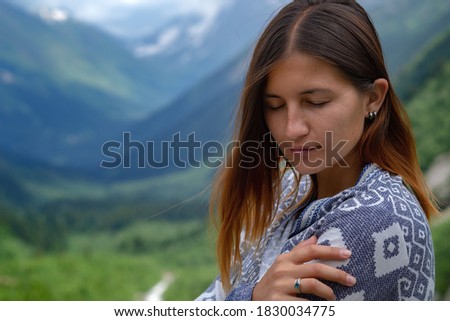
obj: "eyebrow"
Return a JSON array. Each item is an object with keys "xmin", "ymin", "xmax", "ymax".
[{"xmin": 264, "ymin": 88, "xmax": 333, "ymax": 98}]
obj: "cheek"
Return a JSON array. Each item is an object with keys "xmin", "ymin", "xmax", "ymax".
[
  {"xmin": 328, "ymin": 107, "xmax": 365, "ymax": 147},
  {"xmin": 264, "ymin": 112, "xmax": 282, "ymax": 138},
  {"xmin": 342, "ymin": 113, "xmax": 365, "ymax": 145}
]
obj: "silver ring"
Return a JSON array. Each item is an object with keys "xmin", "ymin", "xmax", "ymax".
[{"xmin": 294, "ymin": 278, "xmax": 301, "ymax": 294}]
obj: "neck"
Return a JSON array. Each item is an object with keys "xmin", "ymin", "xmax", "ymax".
[{"xmin": 315, "ymin": 155, "xmax": 364, "ymax": 200}]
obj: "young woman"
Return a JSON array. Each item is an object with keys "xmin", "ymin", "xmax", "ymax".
[{"xmin": 196, "ymin": 0, "xmax": 437, "ymax": 301}]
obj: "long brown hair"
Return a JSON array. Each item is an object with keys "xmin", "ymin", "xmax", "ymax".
[{"xmin": 210, "ymin": 0, "xmax": 438, "ymax": 292}]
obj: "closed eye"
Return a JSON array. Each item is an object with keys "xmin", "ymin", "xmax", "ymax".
[
  {"xmin": 265, "ymin": 104, "xmax": 286, "ymax": 110},
  {"xmin": 307, "ymin": 101, "xmax": 329, "ymax": 107},
  {"xmin": 264, "ymin": 99, "xmax": 286, "ymax": 110}
]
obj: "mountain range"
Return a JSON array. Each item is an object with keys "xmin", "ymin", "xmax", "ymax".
[
  {"xmin": 1, "ymin": 0, "xmax": 450, "ymax": 209},
  {"xmin": 0, "ymin": 0, "xmax": 291, "ymax": 170},
  {"xmin": 0, "ymin": 1, "xmax": 172, "ymax": 169}
]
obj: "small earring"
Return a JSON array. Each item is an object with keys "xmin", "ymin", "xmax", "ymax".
[{"xmin": 367, "ymin": 111, "xmax": 377, "ymax": 121}]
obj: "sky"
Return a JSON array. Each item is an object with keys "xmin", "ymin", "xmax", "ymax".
[
  {"xmin": 16, "ymin": 0, "xmax": 230, "ymax": 19},
  {"xmin": 13, "ymin": 0, "xmax": 374, "ymax": 40},
  {"xmin": 14, "ymin": 0, "xmax": 235, "ymax": 38},
  {"xmin": 15, "ymin": 0, "xmax": 374, "ymax": 22}
]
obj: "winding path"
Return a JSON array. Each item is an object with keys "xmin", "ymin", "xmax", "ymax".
[{"xmin": 144, "ymin": 272, "xmax": 175, "ymax": 301}]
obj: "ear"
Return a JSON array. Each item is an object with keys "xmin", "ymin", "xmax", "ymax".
[{"xmin": 364, "ymin": 78, "xmax": 389, "ymax": 114}]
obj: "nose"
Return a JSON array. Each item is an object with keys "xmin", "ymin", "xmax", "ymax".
[{"xmin": 286, "ymin": 106, "xmax": 309, "ymax": 140}]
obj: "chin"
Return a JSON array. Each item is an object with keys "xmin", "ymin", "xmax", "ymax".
[{"xmin": 292, "ymin": 163, "xmax": 324, "ymax": 175}]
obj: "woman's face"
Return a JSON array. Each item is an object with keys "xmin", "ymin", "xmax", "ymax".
[{"xmin": 263, "ymin": 52, "xmax": 369, "ymax": 175}]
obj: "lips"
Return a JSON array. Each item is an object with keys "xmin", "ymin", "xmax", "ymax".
[{"xmin": 289, "ymin": 145, "xmax": 321, "ymax": 153}]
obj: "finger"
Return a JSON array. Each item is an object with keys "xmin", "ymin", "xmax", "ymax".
[
  {"xmin": 296, "ymin": 235, "xmax": 318, "ymax": 248},
  {"xmin": 273, "ymin": 295, "xmax": 306, "ymax": 301},
  {"xmin": 274, "ymin": 294, "xmax": 304, "ymax": 301},
  {"xmin": 297, "ymin": 263, "xmax": 357, "ymax": 287},
  {"xmin": 290, "ymin": 244, "xmax": 352, "ymax": 264},
  {"xmin": 268, "ymin": 294, "xmax": 310, "ymax": 301},
  {"xmin": 295, "ymin": 278, "xmax": 336, "ymax": 301},
  {"xmin": 280, "ymin": 277, "xmax": 336, "ymax": 301}
]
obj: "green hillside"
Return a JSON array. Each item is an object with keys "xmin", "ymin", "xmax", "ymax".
[
  {"xmin": 370, "ymin": 0, "xmax": 450, "ymax": 74},
  {"xmin": 432, "ymin": 208, "xmax": 450, "ymax": 299},
  {"xmin": 0, "ymin": 218, "xmax": 217, "ymax": 300},
  {"xmin": 0, "ymin": 2, "xmax": 169, "ymax": 168},
  {"xmin": 395, "ymin": 27, "xmax": 450, "ymax": 170},
  {"xmin": 0, "ymin": 2, "xmax": 164, "ymax": 118}
]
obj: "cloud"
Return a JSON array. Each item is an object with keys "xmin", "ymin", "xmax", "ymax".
[
  {"xmin": 16, "ymin": 0, "xmax": 235, "ymax": 39},
  {"xmin": 23, "ymin": 0, "xmax": 233, "ymax": 21},
  {"xmin": 134, "ymin": 27, "xmax": 181, "ymax": 57},
  {"xmin": 119, "ymin": 0, "xmax": 143, "ymax": 4}
]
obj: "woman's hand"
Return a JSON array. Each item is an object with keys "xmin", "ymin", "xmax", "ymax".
[{"xmin": 252, "ymin": 235, "xmax": 356, "ymax": 301}]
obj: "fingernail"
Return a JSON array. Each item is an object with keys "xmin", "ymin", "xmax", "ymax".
[
  {"xmin": 347, "ymin": 275, "xmax": 357, "ymax": 286},
  {"xmin": 341, "ymin": 249, "xmax": 352, "ymax": 257}
]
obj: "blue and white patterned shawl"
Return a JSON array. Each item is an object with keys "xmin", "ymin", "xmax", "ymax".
[{"xmin": 195, "ymin": 164, "xmax": 435, "ymax": 301}]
